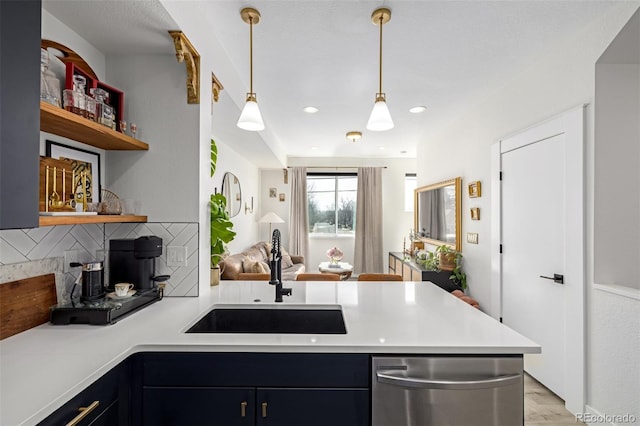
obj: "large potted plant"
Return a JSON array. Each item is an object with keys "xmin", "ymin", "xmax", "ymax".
[{"xmin": 210, "ymin": 139, "xmax": 236, "ymax": 285}]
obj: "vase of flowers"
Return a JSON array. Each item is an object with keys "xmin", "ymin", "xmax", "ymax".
[{"xmin": 326, "ymin": 247, "xmax": 344, "ymax": 267}]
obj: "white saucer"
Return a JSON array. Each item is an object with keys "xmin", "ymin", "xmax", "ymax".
[{"xmin": 107, "ymin": 289, "xmax": 136, "ymax": 299}]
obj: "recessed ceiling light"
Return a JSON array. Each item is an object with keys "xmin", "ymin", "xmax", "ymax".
[
  {"xmin": 400, "ymin": 150, "xmax": 407, "ymax": 154},
  {"xmin": 409, "ymin": 106, "xmax": 427, "ymax": 114},
  {"xmin": 346, "ymin": 131, "xmax": 362, "ymax": 143},
  {"xmin": 311, "ymin": 146, "xmax": 319, "ymax": 150},
  {"xmin": 378, "ymin": 146, "xmax": 385, "ymax": 150},
  {"xmin": 303, "ymin": 106, "xmax": 319, "ymax": 113}
]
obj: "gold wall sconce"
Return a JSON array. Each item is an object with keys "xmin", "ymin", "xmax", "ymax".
[
  {"xmin": 245, "ymin": 196, "xmax": 254, "ymax": 214},
  {"xmin": 169, "ymin": 31, "xmax": 200, "ymax": 104}
]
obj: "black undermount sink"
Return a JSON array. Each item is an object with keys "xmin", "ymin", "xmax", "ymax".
[{"xmin": 186, "ymin": 305, "xmax": 347, "ymax": 334}]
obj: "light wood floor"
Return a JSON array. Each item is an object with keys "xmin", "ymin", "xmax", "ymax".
[{"xmin": 525, "ymin": 373, "xmax": 584, "ymax": 425}]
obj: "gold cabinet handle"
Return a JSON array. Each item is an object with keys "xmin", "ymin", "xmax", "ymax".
[
  {"xmin": 240, "ymin": 401, "xmax": 247, "ymax": 417},
  {"xmin": 261, "ymin": 402, "xmax": 268, "ymax": 418},
  {"xmin": 65, "ymin": 400, "xmax": 99, "ymax": 426}
]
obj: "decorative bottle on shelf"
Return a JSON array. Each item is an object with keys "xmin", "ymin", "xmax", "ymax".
[
  {"xmin": 40, "ymin": 48, "xmax": 61, "ymax": 107},
  {"xmin": 91, "ymin": 88, "xmax": 113, "ymax": 128},
  {"xmin": 63, "ymin": 75, "xmax": 87, "ymax": 117}
]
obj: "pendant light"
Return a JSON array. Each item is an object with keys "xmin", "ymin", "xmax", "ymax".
[
  {"xmin": 366, "ymin": 8, "xmax": 394, "ymax": 132},
  {"xmin": 237, "ymin": 7, "xmax": 264, "ymax": 131}
]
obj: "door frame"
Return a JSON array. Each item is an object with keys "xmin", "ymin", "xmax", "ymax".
[{"xmin": 490, "ymin": 105, "xmax": 585, "ymax": 414}]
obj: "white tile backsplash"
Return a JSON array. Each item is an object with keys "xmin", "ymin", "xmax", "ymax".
[{"xmin": 0, "ymin": 222, "xmax": 199, "ymax": 299}]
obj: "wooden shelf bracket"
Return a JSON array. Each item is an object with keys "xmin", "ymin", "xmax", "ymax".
[{"xmin": 168, "ymin": 31, "xmax": 200, "ymax": 104}]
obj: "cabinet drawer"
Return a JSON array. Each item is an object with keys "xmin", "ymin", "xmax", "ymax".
[
  {"xmin": 143, "ymin": 353, "xmax": 369, "ymax": 387},
  {"xmin": 37, "ymin": 366, "xmax": 122, "ymax": 426}
]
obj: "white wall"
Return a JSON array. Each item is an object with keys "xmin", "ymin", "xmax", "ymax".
[
  {"xmin": 42, "ymin": 9, "xmax": 105, "ymax": 81},
  {"xmin": 415, "ymin": 2, "xmax": 639, "ymax": 421},
  {"xmin": 594, "ymin": 61, "xmax": 639, "ymax": 288},
  {"xmin": 260, "ymin": 169, "xmax": 290, "ymax": 245},
  {"xmin": 106, "ymin": 56, "xmax": 200, "ymax": 223},
  {"xmin": 212, "ymin": 139, "xmax": 260, "ymax": 254},
  {"xmin": 283, "ymin": 157, "xmax": 415, "ymax": 271}
]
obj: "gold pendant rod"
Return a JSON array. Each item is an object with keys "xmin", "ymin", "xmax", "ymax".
[
  {"xmin": 378, "ymin": 15, "xmax": 383, "ymax": 94},
  {"xmin": 250, "ymin": 17, "xmax": 254, "ymax": 94}
]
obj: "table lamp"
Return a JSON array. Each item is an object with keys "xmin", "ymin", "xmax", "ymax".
[{"xmin": 259, "ymin": 212, "xmax": 285, "ymax": 237}]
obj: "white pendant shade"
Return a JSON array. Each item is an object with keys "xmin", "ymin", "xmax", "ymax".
[
  {"xmin": 367, "ymin": 99, "xmax": 394, "ymax": 131},
  {"xmin": 237, "ymin": 99, "xmax": 264, "ymax": 131}
]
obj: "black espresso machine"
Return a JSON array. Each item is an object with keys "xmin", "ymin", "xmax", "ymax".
[
  {"xmin": 108, "ymin": 235, "xmax": 170, "ymax": 292},
  {"xmin": 50, "ymin": 236, "xmax": 169, "ymax": 325}
]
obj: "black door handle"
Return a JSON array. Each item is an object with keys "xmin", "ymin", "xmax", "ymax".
[{"xmin": 539, "ymin": 273, "xmax": 564, "ymax": 284}]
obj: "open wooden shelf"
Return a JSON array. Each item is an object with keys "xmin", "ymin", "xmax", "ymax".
[
  {"xmin": 39, "ymin": 214, "xmax": 147, "ymax": 227},
  {"xmin": 40, "ymin": 102, "xmax": 149, "ymax": 151}
]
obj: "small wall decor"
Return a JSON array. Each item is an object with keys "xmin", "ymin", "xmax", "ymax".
[
  {"xmin": 283, "ymin": 168, "xmax": 288, "ymax": 184},
  {"xmin": 468, "ymin": 181, "xmax": 482, "ymax": 198},
  {"xmin": 279, "ymin": 193, "xmax": 285, "ymax": 202},
  {"xmin": 470, "ymin": 207, "xmax": 480, "ymax": 220},
  {"xmin": 269, "ymin": 188, "xmax": 277, "ymax": 198}
]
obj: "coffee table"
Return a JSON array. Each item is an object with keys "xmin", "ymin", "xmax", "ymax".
[{"xmin": 318, "ymin": 261, "xmax": 353, "ymax": 281}]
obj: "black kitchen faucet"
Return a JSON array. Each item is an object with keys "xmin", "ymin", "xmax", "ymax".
[{"xmin": 269, "ymin": 229, "xmax": 292, "ymax": 302}]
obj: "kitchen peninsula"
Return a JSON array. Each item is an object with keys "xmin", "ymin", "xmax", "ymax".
[{"xmin": 0, "ymin": 280, "xmax": 539, "ymax": 425}]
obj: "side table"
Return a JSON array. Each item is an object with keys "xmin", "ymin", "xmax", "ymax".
[{"xmin": 318, "ymin": 261, "xmax": 353, "ymax": 281}]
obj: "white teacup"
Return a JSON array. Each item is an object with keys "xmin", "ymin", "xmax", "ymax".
[{"xmin": 114, "ymin": 283, "xmax": 134, "ymax": 297}]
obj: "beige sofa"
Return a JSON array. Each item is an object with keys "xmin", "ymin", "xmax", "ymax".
[{"xmin": 220, "ymin": 241, "xmax": 305, "ymax": 281}]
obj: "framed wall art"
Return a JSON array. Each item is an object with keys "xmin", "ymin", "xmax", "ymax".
[
  {"xmin": 468, "ymin": 181, "xmax": 481, "ymax": 198},
  {"xmin": 269, "ymin": 188, "xmax": 277, "ymax": 198},
  {"xmin": 470, "ymin": 207, "xmax": 480, "ymax": 220},
  {"xmin": 46, "ymin": 141, "xmax": 101, "ymax": 203}
]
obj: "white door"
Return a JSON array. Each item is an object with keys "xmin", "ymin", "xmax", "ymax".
[
  {"xmin": 492, "ymin": 106, "xmax": 585, "ymax": 414},
  {"xmin": 502, "ymin": 134, "xmax": 566, "ymax": 397}
]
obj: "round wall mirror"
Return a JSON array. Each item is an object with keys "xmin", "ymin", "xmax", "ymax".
[{"xmin": 222, "ymin": 172, "xmax": 242, "ymax": 217}]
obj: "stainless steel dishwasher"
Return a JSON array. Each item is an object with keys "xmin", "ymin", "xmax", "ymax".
[{"xmin": 372, "ymin": 356, "xmax": 524, "ymax": 426}]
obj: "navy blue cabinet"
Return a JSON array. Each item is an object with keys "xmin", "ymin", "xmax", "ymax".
[
  {"xmin": 37, "ymin": 361, "xmax": 129, "ymax": 426},
  {"xmin": 143, "ymin": 387, "xmax": 254, "ymax": 426},
  {"xmin": 256, "ymin": 388, "xmax": 369, "ymax": 426},
  {"xmin": 0, "ymin": 0, "xmax": 41, "ymax": 229},
  {"xmin": 140, "ymin": 353, "xmax": 370, "ymax": 426}
]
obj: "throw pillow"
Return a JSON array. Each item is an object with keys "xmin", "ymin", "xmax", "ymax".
[
  {"xmin": 243, "ymin": 258, "xmax": 267, "ymax": 274},
  {"xmin": 259, "ymin": 261, "xmax": 271, "ymax": 274},
  {"xmin": 280, "ymin": 247, "xmax": 294, "ymax": 269}
]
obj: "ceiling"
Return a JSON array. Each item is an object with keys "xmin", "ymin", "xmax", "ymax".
[{"xmin": 43, "ymin": 0, "xmax": 623, "ymax": 164}]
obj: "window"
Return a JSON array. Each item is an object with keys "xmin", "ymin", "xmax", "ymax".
[
  {"xmin": 405, "ymin": 173, "xmax": 416, "ymax": 212},
  {"xmin": 307, "ymin": 173, "xmax": 357, "ymax": 235}
]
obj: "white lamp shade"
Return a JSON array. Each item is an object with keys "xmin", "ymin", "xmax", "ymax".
[
  {"xmin": 259, "ymin": 212, "xmax": 285, "ymax": 224},
  {"xmin": 237, "ymin": 99, "xmax": 265, "ymax": 131},
  {"xmin": 366, "ymin": 99, "xmax": 394, "ymax": 131}
]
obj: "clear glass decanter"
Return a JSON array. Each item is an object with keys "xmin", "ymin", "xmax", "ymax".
[{"xmin": 40, "ymin": 48, "xmax": 61, "ymax": 107}]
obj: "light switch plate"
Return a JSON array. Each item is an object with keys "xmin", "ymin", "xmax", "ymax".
[
  {"xmin": 167, "ymin": 246, "xmax": 188, "ymax": 267},
  {"xmin": 467, "ymin": 233, "xmax": 479, "ymax": 244}
]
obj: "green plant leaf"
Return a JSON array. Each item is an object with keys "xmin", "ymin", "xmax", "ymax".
[
  {"xmin": 210, "ymin": 193, "xmax": 235, "ymax": 267},
  {"xmin": 210, "ymin": 139, "xmax": 218, "ymax": 178}
]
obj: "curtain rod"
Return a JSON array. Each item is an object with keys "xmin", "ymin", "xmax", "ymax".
[{"xmin": 286, "ymin": 166, "xmax": 387, "ymax": 169}]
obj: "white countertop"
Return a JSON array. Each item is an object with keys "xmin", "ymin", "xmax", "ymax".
[{"xmin": 0, "ymin": 280, "xmax": 539, "ymax": 425}]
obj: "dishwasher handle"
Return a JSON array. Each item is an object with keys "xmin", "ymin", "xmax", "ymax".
[{"xmin": 376, "ymin": 370, "xmax": 521, "ymax": 390}]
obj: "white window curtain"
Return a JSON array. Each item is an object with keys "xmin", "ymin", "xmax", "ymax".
[
  {"xmin": 288, "ymin": 167, "xmax": 309, "ymax": 263},
  {"xmin": 354, "ymin": 167, "xmax": 383, "ymax": 273}
]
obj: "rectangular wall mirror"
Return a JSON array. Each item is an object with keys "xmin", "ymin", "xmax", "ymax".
[{"xmin": 414, "ymin": 177, "xmax": 462, "ymax": 252}]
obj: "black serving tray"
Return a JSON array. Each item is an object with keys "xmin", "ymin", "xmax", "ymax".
[{"xmin": 50, "ymin": 288, "xmax": 162, "ymax": 325}]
